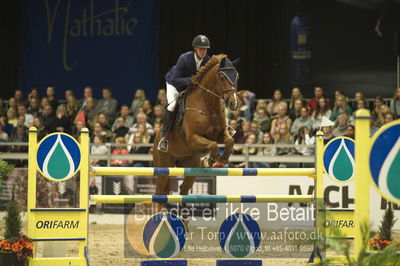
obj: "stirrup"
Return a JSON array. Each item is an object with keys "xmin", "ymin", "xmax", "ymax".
[{"xmin": 158, "ymin": 137, "xmax": 168, "ymax": 152}]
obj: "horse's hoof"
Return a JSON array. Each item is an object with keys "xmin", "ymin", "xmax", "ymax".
[
  {"xmin": 208, "ymin": 157, "xmax": 216, "ymax": 167},
  {"xmin": 217, "ymin": 155, "xmax": 228, "ymax": 164}
]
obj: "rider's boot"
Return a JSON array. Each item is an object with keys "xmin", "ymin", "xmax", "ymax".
[{"xmin": 158, "ymin": 110, "xmax": 173, "ymax": 152}]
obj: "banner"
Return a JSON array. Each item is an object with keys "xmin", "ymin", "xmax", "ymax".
[{"xmin": 20, "ymin": 0, "xmax": 160, "ymax": 103}]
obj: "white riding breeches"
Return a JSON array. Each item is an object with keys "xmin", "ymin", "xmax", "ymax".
[{"xmin": 166, "ymin": 82, "xmax": 179, "ymax": 112}]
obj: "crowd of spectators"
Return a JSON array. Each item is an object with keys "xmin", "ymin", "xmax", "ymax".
[{"xmin": 0, "ymin": 86, "xmax": 399, "ymax": 168}]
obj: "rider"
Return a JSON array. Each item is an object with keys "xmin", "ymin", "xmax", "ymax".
[{"xmin": 158, "ymin": 35, "xmax": 211, "ymax": 152}]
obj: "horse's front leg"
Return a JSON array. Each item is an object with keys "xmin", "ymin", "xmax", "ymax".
[
  {"xmin": 218, "ymin": 128, "xmax": 234, "ymax": 164},
  {"xmin": 188, "ymin": 134, "xmax": 218, "ymax": 167}
]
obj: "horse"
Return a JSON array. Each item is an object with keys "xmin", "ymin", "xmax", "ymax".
[{"xmin": 153, "ymin": 54, "xmax": 239, "ymax": 196}]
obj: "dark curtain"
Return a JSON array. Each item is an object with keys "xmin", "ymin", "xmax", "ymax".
[
  {"xmin": 0, "ymin": 0, "xmax": 20, "ymax": 100},
  {"xmin": 159, "ymin": 0, "xmax": 294, "ymax": 99}
]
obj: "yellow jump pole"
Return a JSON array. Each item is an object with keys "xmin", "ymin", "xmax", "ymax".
[
  {"xmin": 79, "ymin": 128, "xmax": 90, "ymax": 262},
  {"xmin": 354, "ymin": 109, "xmax": 371, "ymax": 259},
  {"xmin": 27, "ymin": 127, "xmax": 38, "ymax": 254}
]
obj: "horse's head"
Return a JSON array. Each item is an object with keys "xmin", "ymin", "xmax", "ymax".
[{"xmin": 217, "ymin": 56, "xmax": 240, "ymax": 111}]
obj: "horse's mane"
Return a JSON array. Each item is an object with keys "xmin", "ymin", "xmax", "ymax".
[{"xmin": 191, "ymin": 54, "xmax": 226, "ymax": 84}]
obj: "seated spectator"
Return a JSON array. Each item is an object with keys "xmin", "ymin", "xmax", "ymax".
[
  {"xmin": 235, "ymin": 120, "xmax": 252, "ymax": 144},
  {"xmin": 152, "ymin": 104, "xmax": 164, "ymax": 125},
  {"xmin": 288, "ymin": 87, "xmax": 304, "ymax": 110},
  {"xmin": 40, "ymin": 104, "xmax": 57, "ymax": 133},
  {"xmin": 81, "ymin": 97, "xmax": 97, "ymax": 129},
  {"xmin": 27, "ymin": 97, "xmax": 40, "ymax": 118},
  {"xmin": 17, "ymin": 104, "xmax": 34, "ymax": 128},
  {"xmin": 306, "ymin": 86, "xmax": 324, "ymax": 114},
  {"xmin": 322, "ymin": 125, "xmax": 335, "ymax": 145},
  {"xmin": 150, "ymin": 121, "xmax": 161, "ymax": 143},
  {"xmin": 65, "ymin": 95, "xmax": 79, "ymax": 124},
  {"xmin": 91, "ymin": 122, "xmax": 112, "ymax": 142},
  {"xmin": 294, "ymin": 127, "xmax": 315, "ymax": 156},
  {"xmin": 64, "ymin": 89, "xmax": 74, "ymax": 101},
  {"xmin": 141, "ymin": 100, "xmax": 154, "ymax": 124},
  {"xmin": 33, "ymin": 117, "xmax": 47, "ymax": 140},
  {"xmin": 274, "ymin": 122, "xmax": 294, "ymax": 155},
  {"xmin": 351, "ymin": 91, "xmax": 365, "ymax": 111},
  {"xmin": 270, "ymin": 103, "xmax": 292, "ymax": 138},
  {"xmin": 39, "ymin": 97, "xmax": 50, "ymax": 115},
  {"xmin": 54, "ymin": 104, "xmax": 72, "ymax": 134},
  {"xmin": 129, "ymin": 112, "xmax": 154, "ymax": 136},
  {"xmin": 228, "ymin": 119, "xmax": 241, "ymax": 142},
  {"xmin": 239, "ymin": 90, "xmax": 256, "ymax": 114},
  {"xmin": 130, "ymin": 89, "xmax": 146, "ymax": 119},
  {"xmin": 7, "ymin": 107, "xmax": 18, "ymax": 126},
  {"xmin": 0, "ymin": 120, "xmax": 8, "ymax": 152},
  {"xmin": 344, "ymin": 125, "xmax": 355, "ymax": 139},
  {"xmin": 11, "ymin": 115, "xmax": 28, "ymax": 137},
  {"xmin": 232, "ymin": 133, "xmax": 258, "ymax": 168},
  {"xmin": 0, "ymin": 98, "xmax": 6, "ymax": 117},
  {"xmin": 267, "ymin": 89, "xmax": 286, "ymax": 120},
  {"xmin": 250, "ymin": 122, "xmax": 263, "ymax": 143},
  {"xmin": 384, "ymin": 113, "xmax": 395, "ymax": 124},
  {"xmin": 330, "ymin": 95, "xmax": 352, "ymax": 122},
  {"xmin": 332, "ymin": 114, "xmax": 349, "ymax": 136},
  {"xmin": 9, "ymin": 125, "xmax": 28, "ymax": 167},
  {"xmin": 14, "ymin": 89, "xmax": 24, "ymax": 105},
  {"xmin": 7, "ymin": 97, "xmax": 17, "ymax": 111},
  {"xmin": 96, "ymin": 113, "xmax": 112, "ymax": 131},
  {"xmin": 390, "ymin": 87, "xmax": 400, "ymax": 118},
  {"xmin": 159, "ymin": 96, "xmax": 168, "ymax": 108},
  {"xmin": 352, "ymin": 98, "xmax": 367, "ymax": 117},
  {"xmin": 127, "ymin": 123, "xmax": 151, "ymax": 151},
  {"xmin": 238, "ymin": 95, "xmax": 252, "ymax": 121},
  {"xmin": 128, "ymin": 133, "xmax": 150, "ymax": 167},
  {"xmin": 78, "ymin": 86, "xmax": 98, "ymax": 109},
  {"xmin": 46, "ymin": 86, "xmax": 59, "ymax": 112},
  {"xmin": 256, "ymin": 132, "xmax": 276, "ymax": 168},
  {"xmin": 73, "ymin": 120, "xmax": 86, "ymax": 140},
  {"xmin": 291, "ymin": 106, "xmax": 313, "ymax": 137},
  {"xmin": 90, "ymin": 135, "xmax": 108, "ymax": 166},
  {"xmin": 229, "ymin": 110, "xmax": 246, "ymax": 128},
  {"xmin": 94, "ymin": 88, "xmax": 118, "ymax": 121},
  {"xmin": 1, "ymin": 116, "xmax": 13, "ymax": 136},
  {"xmin": 111, "ymin": 137, "xmax": 129, "ymax": 166},
  {"xmin": 288, "ymin": 99, "xmax": 304, "ymax": 121},
  {"xmin": 370, "ymin": 119, "xmax": 379, "ymax": 136},
  {"xmin": 155, "ymin": 88, "xmax": 167, "ymax": 105},
  {"xmin": 312, "ymin": 97, "xmax": 332, "ymax": 130},
  {"xmin": 254, "ymin": 99, "xmax": 267, "ymax": 114},
  {"xmin": 253, "ymin": 107, "xmax": 271, "ymax": 133},
  {"xmin": 371, "ymin": 96, "xmax": 384, "ymax": 123},
  {"xmin": 376, "ymin": 105, "xmax": 391, "ymax": 127},
  {"xmin": 112, "ymin": 117, "xmax": 130, "ymax": 140},
  {"xmin": 27, "ymin": 88, "xmax": 40, "ymax": 105},
  {"xmin": 111, "ymin": 105, "xmax": 134, "ymax": 131}
]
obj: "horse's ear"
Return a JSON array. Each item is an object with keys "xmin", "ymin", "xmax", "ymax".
[
  {"xmin": 220, "ymin": 57, "xmax": 226, "ymax": 67},
  {"xmin": 232, "ymin": 58, "xmax": 240, "ymax": 67}
]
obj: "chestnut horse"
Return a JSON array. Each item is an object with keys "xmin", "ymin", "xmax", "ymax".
[{"xmin": 153, "ymin": 54, "xmax": 239, "ymax": 195}]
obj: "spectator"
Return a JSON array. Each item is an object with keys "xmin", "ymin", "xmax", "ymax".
[
  {"xmin": 91, "ymin": 121, "xmax": 112, "ymax": 142},
  {"xmin": 344, "ymin": 125, "xmax": 355, "ymax": 139},
  {"xmin": 322, "ymin": 125, "xmax": 335, "ymax": 145},
  {"xmin": 64, "ymin": 89, "xmax": 74, "ymax": 101},
  {"xmin": 1, "ymin": 116, "xmax": 13, "ymax": 136},
  {"xmin": 289, "ymin": 87, "xmax": 304, "ymax": 110},
  {"xmin": 7, "ymin": 97, "xmax": 17, "ymax": 111},
  {"xmin": 274, "ymin": 122, "xmax": 294, "ymax": 156},
  {"xmin": 82, "ymin": 97, "xmax": 97, "ymax": 128},
  {"xmin": 39, "ymin": 97, "xmax": 50, "ymax": 116},
  {"xmin": 0, "ymin": 120, "xmax": 8, "ymax": 152},
  {"xmin": 267, "ymin": 89, "xmax": 286, "ymax": 120},
  {"xmin": 270, "ymin": 103, "xmax": 292, "ymax": 138},
  {"xmin": 96, "ymin": 113, "xmax": 112, "ymax": 131},
  {"xmin": 111, "ymin": 137, "xmax": 129, "ymax": 166},
  {"xmin": 95, "ymin": 88, "xmax": 118, "ymax": 121},
  {"xmin": 112, "ymin": 116, "xmax": 130, "ymax": 140},
  {"xmin": 250, "ymin": 122, "xmax": 263, "ymax": 143},
  {"xmin": 330, "ymin": 95, "xmax": 352, "ymax": 122},
  {"xmin": 129, "ymin": 112, "xmax": 154, "ymax": 136},
  {"xmin": 384, "ymin": 113, "xmax": 395, "ymax": 124},
  {"xmin": 127, "ymin": 123, "xmax": 151, "ymax": 151},
  {"xmin": 229, "ymin": 110, "xmax": 246, "ymax": 128},
  {"xmin": 90, "ymin": 135, "xmax": 108, "ymax": 166},
  {"xmin": 150, "ymin": 121, "xmax": 161, "ymax": 143},
  {"xmin": 73, "ymin": 120, "xmax": 86, "ymax": 140},
  {"xmin": 9, "ymin": 125, "xmax": 28, "ymax": 166},
  {"xmin": 46, "ymin": 86, "xmax": 59, "ymax": 112},
  {"xmin": 128, "ymin": 133, "xmax": 150, "ymax": 167},
  {"xmin": 291, "ymin": 106, "xmax": 313, "ymax": 136},
  {"xmin": 306, "ymin": 86, "xmax": 324, "ymax": 114},
  {"xmin": 254, "ymin": 99, "xmax": 267, "ymax": 117},
  {"xmin": 156, "ymin": 88, "xmax": 167, "ymax": 105},
  {"xmin": 228, "ymin": 119, "xmax": 241, "ymax": 142},
  {"xmin": 130, "ymin": 89, "xmax": 146, "ymax": 119},
  {"xmin": 152, "ymin": 104, "xmax": 164, "ymax": 125},
  {"xmin": 389, "ymin": 88, "xmax": 400, "ymax": 118},
  {"xmin": 78, "ymin": 86, "xmax": 98, "ymax": 109},
  {"xmin": 111, "ymin": 105, "xmax": 134, "ymax": 132},
  {"xmin": 288, "ymin": 99, "xmax": 304, "ymax": 121},
  {"xmin": 236, "ymin": 120, "xmax": 252, "ymax": 144},
  {"xmin": 0, "ymin": 98, "xmax": 6, "ymax": 117},
  {"xmin": 232, "ymin": 133, "xmax": 258, "ymax": 168},
  {"xmin": 7, "ymin": 107, "xmax": 18, "ymax": 126},
  {"xmin": 17, "ymin": 104, "xmax": 34, "ymax": 128},
  {"xmin": 256, "ymin": 132, "xmax": 276, "ymax": 168},
  {"xmin": 238, "ymin": 95, "xmax": 252, "ymax": 121},
  {"xmin": 33, "ymin": 117, "xmax": 47, "ymax": 140},
  {"xmin": 159, "ymin": 96, "xmax": 168, "ymax": 108},
  {"xmin": 65, "ymin": 95, "xmax": 79, "ymax": 124},
  {"xmin": 55, "ymin": 104, "xmax": 72, "ymax": 134},
  {"xmin": 294, "ymin": 126, "xmax": 315, "ymax": 156},
  {"xmin": 239, "ymin": 90, "xmax": 256, "ymax": 114},
  {"xmin": 27, "ymin": 88, "xmax": 40, "ymax": 104},
  {"xmin": 370, "ymin": 119, "xmax": 379, "ymax": 136},
  {"xmin": 312, "ymin": 97, "xmax": 332, "ymax": 130},
  {"xmin": 40, "ymin": 104, "xmax": 57, "ymax": 133},
  {"xmin": 351, "ymin": 91, "xmax": 365, "ymax": 111},
  {"xmin": 253, "ymin": 107, "xmax": 271, "ymax": 133},
  {"xmin": 14, "ymin": 89, "xmax": 24, "ymax": 105},
  {"xmin": 27, "ymin": 97, "xmax": 40, "ymax": 118},
  {"xmin": 141, "ymin": 100, "xmax": 154, "ymax": 124},
  {"xmin": 332, "ymin": 114, "xmax": 349, "ymax": 136}
]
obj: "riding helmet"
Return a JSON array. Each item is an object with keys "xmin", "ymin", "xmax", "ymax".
[{"xmin": 192, "ymin": 35, "xmax": 210, "ymax": 49}]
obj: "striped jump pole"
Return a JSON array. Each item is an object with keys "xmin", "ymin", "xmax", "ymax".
[
  {"xmin": 90, "ymin": 167, "xmax": 316, "ymax": 177},
  {"xmin": 90, "ymin": 194, "xmax": 314, "ymax": 205}
]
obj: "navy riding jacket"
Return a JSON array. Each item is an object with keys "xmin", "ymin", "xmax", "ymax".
[{"xmin": 165, "ymin": 51, "xmax": 211, "ymax": 91}]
